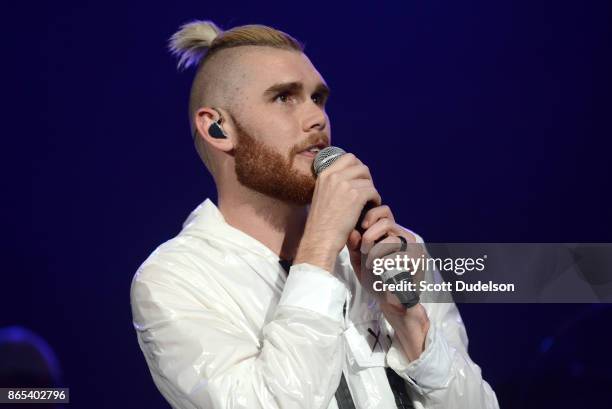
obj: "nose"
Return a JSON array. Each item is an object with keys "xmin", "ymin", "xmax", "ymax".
[{"xmin": 301, "ymin": 101, "xmax": 327, "ymax": 132}]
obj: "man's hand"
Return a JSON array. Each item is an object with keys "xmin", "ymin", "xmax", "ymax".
[
  {"xmin": 346, "ymin": 205, "xmax": 431, "ymax": 362},
  {"xmin": 294, "ymin": 154, "xmax": 381, "ymax": 272}
]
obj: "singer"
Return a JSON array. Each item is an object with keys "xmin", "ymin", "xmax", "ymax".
[{"xmin": 130, "ymin": 20, "xmax": 499, "ymax": 409}]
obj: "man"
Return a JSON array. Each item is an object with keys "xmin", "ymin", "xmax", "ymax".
[{"xmin": 130, "ymin": 20, "xmax": 499, "ymax": 409}]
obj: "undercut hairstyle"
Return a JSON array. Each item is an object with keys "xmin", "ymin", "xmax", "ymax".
[
  {"xmin": 169, "ymin": 20, "xmax": 304, "ymax": 71},
  {"xmin": 168, "ymin": 20, "xmax": 304, "ymax": 173}
]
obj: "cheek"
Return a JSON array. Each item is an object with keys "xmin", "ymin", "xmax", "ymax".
[
  {"xmin": 239, "ymin": 104, "xmax": 302, "ymax": 152},
  {"xmin": 259, "ymin": 115, "xmax": 299, "ymax": 147}
]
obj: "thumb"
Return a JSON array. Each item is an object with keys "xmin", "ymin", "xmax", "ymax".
[{"xmin": 347, "ymin": 229, "xmax": 362, "ymax": 251}]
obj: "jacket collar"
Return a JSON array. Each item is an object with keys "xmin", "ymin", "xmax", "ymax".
[{"xmin": 180, "ymin": 198, "xmax": 282, "ymax": 262}]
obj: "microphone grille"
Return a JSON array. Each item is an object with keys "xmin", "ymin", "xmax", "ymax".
[{"xmin": 313, "ymin": 146, "xmax": 346, "ymax": 176}]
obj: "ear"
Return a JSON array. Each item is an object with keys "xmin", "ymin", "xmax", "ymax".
[{"xmin": 193, "ymin": 107, "xmax": 235, "ymax": 153}]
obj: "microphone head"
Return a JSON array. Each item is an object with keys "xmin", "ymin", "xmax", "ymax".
[{"xmin": 313, "ymin": 146, "xmax": 346, "ymax": 176}]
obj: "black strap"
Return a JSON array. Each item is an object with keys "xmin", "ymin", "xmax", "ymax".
[
  {"xmin": 335, "ymin": 373, "xmax": 357, "ymax": 409},
  {"xmin": 336, "ymin": 368, "xmax": 414, "ymax": 409},
  {"xmin": 385, "ymin": 367, "xmax": 415, "ymax": 409}
]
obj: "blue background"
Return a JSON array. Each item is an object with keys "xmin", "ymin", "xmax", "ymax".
[{"xmin": 5, "ymin": 0, "xmax": 611, "ymax": 407}]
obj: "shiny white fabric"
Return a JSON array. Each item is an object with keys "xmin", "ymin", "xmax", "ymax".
[{"xmin": 130, "ymin": 199, "xmax": 500, "ymax": 409}]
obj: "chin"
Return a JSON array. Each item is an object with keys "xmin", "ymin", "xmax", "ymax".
[
  {"xmin": 293, "ymin": 163, "xmax": 315, "ymax": 178},
  {"xmin": 299, "ymin": 170, "xmax": 316, "ymax": 181}
]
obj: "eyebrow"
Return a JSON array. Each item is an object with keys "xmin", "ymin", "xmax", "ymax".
[{"xmin": 263, "ymin": 81, "xmax": 331, "ymax": 99}]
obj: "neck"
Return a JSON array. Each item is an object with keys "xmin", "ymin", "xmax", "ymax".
[{"xmin": 217, "ymin": 185, "xmax": 308, "ymax": 261}]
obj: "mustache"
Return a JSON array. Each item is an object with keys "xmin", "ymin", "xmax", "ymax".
[{"xmin": 290, "ymin": 132, "xmax": 330, "ymax": 157}]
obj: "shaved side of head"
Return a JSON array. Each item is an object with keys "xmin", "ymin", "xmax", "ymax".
[
  {"xmin": 187, "ymin": 49, "xmax": 246, "ymax": 174},
  {"xmin": 168, "ymin": 21, "xmax": 304, "ymax": 175},
  {"xmin": 189, "ymin": 48, "xmax": 242, "ymax": 129}
]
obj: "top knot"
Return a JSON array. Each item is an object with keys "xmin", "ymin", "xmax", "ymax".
[{"xmin": 168, "ymin": 20, "xmax": 223, "ymax": 70}]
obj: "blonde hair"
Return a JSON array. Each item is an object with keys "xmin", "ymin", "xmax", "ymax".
[
  {"xmin": 169, "ymin": 20, "xmax": 303, "ymax": 70},
  {"xmin": 168, "ymin": 20, "xmax": 304, "ymax": 174}
]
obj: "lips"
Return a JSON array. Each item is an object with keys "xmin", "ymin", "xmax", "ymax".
[
  {"xmin": 298, "ymin": 143, "xmax": 327, "ymax": 156},
  {"xmin": 299, "ymin": 150, "xmax": 317, "ymax": 158}
]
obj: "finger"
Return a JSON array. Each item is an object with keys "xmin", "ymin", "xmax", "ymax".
[
  {"xmin": 347, "ymin": 229, "xmax": 362, "ymax": 251},
  {"xmin": 360, "ymin": 205, "xmax": 394, "ymax": 230},
  {"xmin": 369, "ymin": 251, "xmax": 409, "ymax": 275},
  {"xmin": 344, "ymin": 181, "xmax": 381, "ymax": 208},
  {"xmin": 320, "ymin": 153, "xmax": 360, "ymax": 176},
  {"xmin": 358, "ymin": 186, "xmax": 382, "ymax": 207},
  {"xmin": 364, "ymin": 235, "xmax": 424, "ymax": 272},
  {"xmin": 337, "ymin": 163, "xmax": 373, "ymax": 183},
  {"xmin": 368, "ymin": 242, "xmax": 428, "ymax": 285},
  {"xmin": 360, "ymin": 218, "xmax": 398, "ymax": 254},
  {"xmin": 347, "ymin": 178, "xmax": 374, "ymax": 189},
  {"xmin": 371, "ymin": 236, "xmax": 409, "ymax": 261},
  {"xmin": 316, "ymin": 164, "xmax": 371, "ymax": 198},
  {"xmin": 364, "ymin": 236, "xmax": 400, "ymax": 271}
]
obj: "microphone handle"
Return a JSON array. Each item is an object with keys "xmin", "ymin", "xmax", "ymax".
[
  {"xmin": 356, "ymin": 201, "xmax": 376, "ymax": 235},
  {"xmin": 356, "ymin": 201, "xmax": 420, "ymax": 308},
  {"xmin": 383, "ymin": 270, "xmax": 420, "ymax": 308}
]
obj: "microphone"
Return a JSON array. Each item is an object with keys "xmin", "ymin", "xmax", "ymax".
[
  {"xmin": 313, "ymin": 146, "xmax": 420, "ymax": 308},
  {"xmin": 312, "ymin": 147, "xmax": 375, "ymax": 235}
]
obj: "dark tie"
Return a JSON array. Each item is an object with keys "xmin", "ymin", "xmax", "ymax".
[{"xmin": 278, "ymin": 258, "xmax": 414, "ymax": 409}]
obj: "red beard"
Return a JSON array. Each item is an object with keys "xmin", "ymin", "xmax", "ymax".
[{"xmin": 232, "ymin": 117, "xmax": 328, "ymax": 206}]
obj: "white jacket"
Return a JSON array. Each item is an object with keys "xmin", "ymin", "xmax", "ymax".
[{"xmin": 130, "ymin": 199, "xmax": 499, "ymax": 409}]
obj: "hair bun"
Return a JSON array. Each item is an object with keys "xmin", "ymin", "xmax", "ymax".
[{"xmin": 168, "ymin": 20, "xmax": 222, "ymax": 70}]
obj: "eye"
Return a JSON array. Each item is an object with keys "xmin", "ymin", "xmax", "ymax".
[
  {"xmin": 274, "ymin": 92, "xmax": 295, "ymax": 103},
  {"xmin": 311, "ymin": 93, "xmax": 327, "ymax": 106}
]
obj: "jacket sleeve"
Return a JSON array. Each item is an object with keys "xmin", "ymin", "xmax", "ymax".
[
  {"xmin": 130, "ymin": 262, "xmax": 348, "ymax": 409},
  {"xmin": 386, "ymin": 300, "xmax": 500, "ymax": 408},
  {"xmin": 385, "ymin": 239, "xmax": 500, "ymax": 408}
]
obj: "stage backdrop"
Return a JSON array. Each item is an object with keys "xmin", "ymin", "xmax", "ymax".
[{"xmin": 5, "ymin": 1, "xmax": 611, "ymax": 408}]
